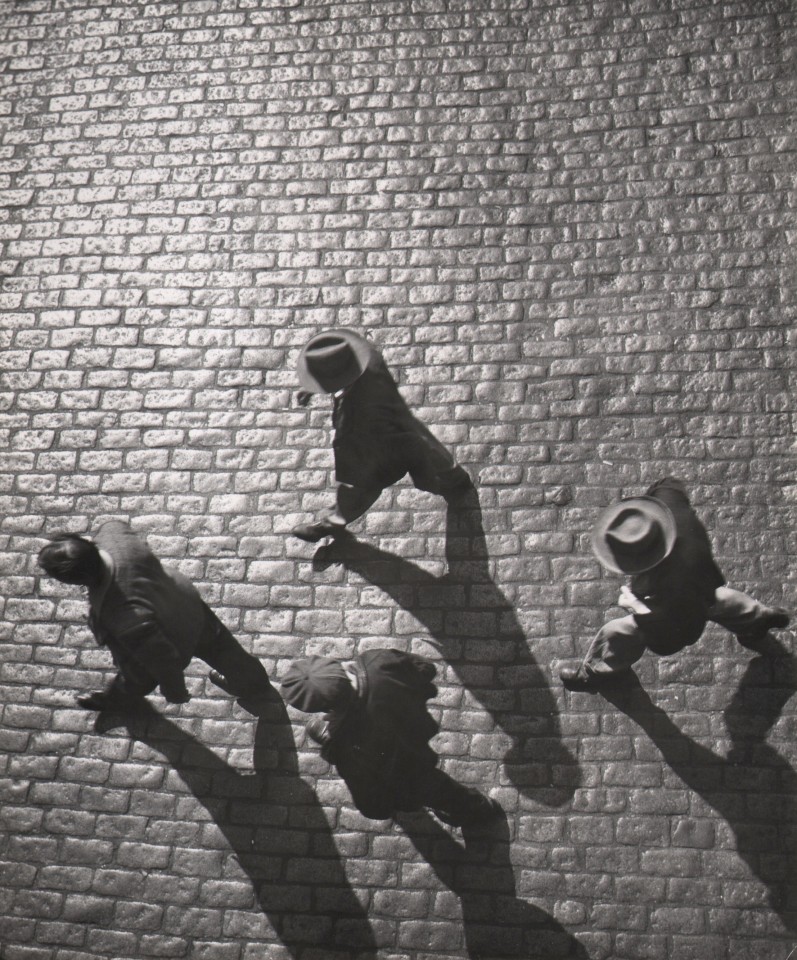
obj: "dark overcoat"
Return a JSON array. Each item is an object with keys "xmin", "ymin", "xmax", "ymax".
[
  {"xmin": 89, "ymin": 520, "xmax": 206, "ymax": 690},
  {"xmin": 322, "ymin": 649, "xmax": 441, "ymax": 819},
  {"xmin": 630, "ymin": 477, "xmax": 726, "ymax": 654},
  {"xmin": 332, "ymin": 349, "xmax": 453, "ymax": 491}
]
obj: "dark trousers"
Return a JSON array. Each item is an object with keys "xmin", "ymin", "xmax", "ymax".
[
  {"xmin": 110, "ymin": 605, "xmax": 270, "ymax": 699},
  {"xmin": 327, "ymin": 432, "xmax": 471, "ymax": 526},
  {"xmin": 413, "ymin": 767, "xmax": 491, "ymax": 826},
  {"xmin": 574, "ymin": 586, "xmax": 781, "ymax": 678}
]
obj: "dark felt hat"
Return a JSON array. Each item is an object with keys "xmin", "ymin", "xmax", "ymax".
[
  {"xmin": 297, "ymin": 329, "xmax": 373, "ymax": 394},
  {"xmin": 280, "ymin": 656, "xmax": 354, "ymax": 713},
  {"xmin": 591, "ymin": 496, "xmax": 677, "ymax": 575}
]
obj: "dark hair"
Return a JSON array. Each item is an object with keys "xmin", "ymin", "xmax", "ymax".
[{"xmin": 38, "ymin": 534, "xmax": 104, "ymax": 585}]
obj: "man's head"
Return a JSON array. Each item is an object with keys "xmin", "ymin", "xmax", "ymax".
[
  {"xmin": 296, "ymin": 329, "xmax": 372, "ymax": 395},
  {"xmin": 591, "ymin": 496, "xmax": 677, "ymax": 575},
  {"xmin": 280, "ymin": 656, "xmax": 356, "ymax": 713},
  {"xmin": 37, "ymin": 534, "xmax": 105, "ymax": 587}
]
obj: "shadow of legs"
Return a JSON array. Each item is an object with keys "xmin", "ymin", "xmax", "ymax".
[
  {"xmin": 96, "ymin": 699, "xmax": 379, "ymax": 958},
  {"xmin": 603, "ymin": 657, "xmax": 797, "ymax": 931},
  {"xmin": 396, "ymin": 809, "xmax": 589, "ymax": 959},
  {"xmin": 311, "ymin": 494, "xmax": 579, "ymax": 806}
]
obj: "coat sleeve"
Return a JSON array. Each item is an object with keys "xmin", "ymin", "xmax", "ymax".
[{"xmin": 644, "ymin": 476, "xmax": 689, "ymax": 501}]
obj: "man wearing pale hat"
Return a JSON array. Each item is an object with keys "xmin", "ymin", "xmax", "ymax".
[
  {"xmin": 38, "ymin": 521, "xmax": 272, "ymax": 711},
  {"xmin": 291, "ymin": 329, "xmax": 472, "ymax": 542},
  {"xmin": 281, "ymin": 649, "xmax": 501, "ymax": 828},
  {"xmin": 560, "ymin": 477, "xmax": 790, "ymax": 691}
]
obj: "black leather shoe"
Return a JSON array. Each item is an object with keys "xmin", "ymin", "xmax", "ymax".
[
  {"xmin": 209, "ymin": 671, "xmax": 267, "ymax": 700},
  {"xmin": 291, "ymin": 520, "xmax": 346, "ymax": 543}
]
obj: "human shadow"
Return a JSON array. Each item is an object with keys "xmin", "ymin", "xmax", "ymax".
[
  {"xmin": 315, "ymin": 487, "xmax": 578, "ymax": 804},
  {"xmin": 396, "ymin": 809, "xmax": 589, "ymax": 959},
  {"xmin": 602, "ymin": 638, "xmax": 797, "ymax": 931},
  {"xmin": 98, "ymin": 690, "xmax": 378, "ymax": 959}
]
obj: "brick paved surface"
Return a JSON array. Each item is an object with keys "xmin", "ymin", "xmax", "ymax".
[{"xmin": 0, "ymin": 1, "xmax": 795, "ymax": 959}]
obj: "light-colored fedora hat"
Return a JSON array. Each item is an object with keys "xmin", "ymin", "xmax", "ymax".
[
  {"xmin": 297, "ymin": 329, "xmax": 373, "ymax": 394},
  {"xmin": 591, "ymin": 496, "xmax": 677, "ymax": 575}
]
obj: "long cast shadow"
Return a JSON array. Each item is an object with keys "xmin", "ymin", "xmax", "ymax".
[
  {"xmin": 317, "ymin": 487, "xmax": 578, "ymax": 804},
  {"xmin": 396, "ymin": 809, "xmax": 589, "ymax": 959},
  {"xmin": 99, "ymin": 691, "xmax": 378, "ymax": 959},
  {"xmin": 602, "ymin": 638, "xmax": 797, "ymax": 931}
]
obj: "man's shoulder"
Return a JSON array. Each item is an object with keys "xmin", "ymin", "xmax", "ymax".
[
  {"xmin": 645, "ymin": 476, "xmax": 690, "ymax": 504},
  {"xmin": 360, "ymin": 649, "xmax": 436, "ymax": 682},
  {"xmin": 95, "ymin": 519, "xmax": 137, "ymax": 551},
  {"xmin": 94, "ymin": 520, "xmax": 158, "ymax": 573},
  {"xmin": 350, "ymin": 355, "xmax": 401, "ymax": 398},
  {"xmin": 645, "ymin": 478, "xmax": 702, "ymax": 532}
]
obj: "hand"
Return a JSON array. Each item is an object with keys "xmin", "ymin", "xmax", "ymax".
[
  {"xmin": 296, "ymin": 390, "xmax": 313, "ymax": 407},
  {"xmin": 618, "ymin": 585, "xmax": 652, "ymax": 616},
  {"xmin": 306, "ymin": 716, "xmax": 331, "ymax": 746}
]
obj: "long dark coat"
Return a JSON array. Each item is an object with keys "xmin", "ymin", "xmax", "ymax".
[
  {"xmin": 89, "ymin": 520, "xmax": 206, "ymax": 690},
  {"xmin": 331, "ymin": 350, "xmax": 454, "ymax": 491},
  {"xmin": 322, "ymin": 649, "xmax": 441, "ymax": 819},
  {"xmin": 629, "ymin": 477, "xmax": 726, "ymax": 654}
]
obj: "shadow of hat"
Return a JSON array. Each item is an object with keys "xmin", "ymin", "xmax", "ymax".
[
  {"xmin": 592, "ymin": 496, "xmax": 677, "ymax": 574},
  {"xmin": 297, "ymin": 329, "xmax": 374, "ymax": 394}
]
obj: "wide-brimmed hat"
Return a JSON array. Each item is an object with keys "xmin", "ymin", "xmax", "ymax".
[
  {"xmin": 591, "ymin": 496, "xmax": 677, "ymax": 575},
  {"xmin": 297, "ymin": 329, "xmax": 373, "ymax": 394},
  {"xmin": 280, "ymin": 656, "xmax": 354, "ymax": 713}
]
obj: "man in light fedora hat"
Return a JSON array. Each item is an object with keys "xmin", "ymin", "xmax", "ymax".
[
  {"xmin": 291, "ymin": 329, "xmax": 472, "ymax": 542},
  {"xmin": 559, "ymin": 477, "xmax": 790, "ymax": 691}
]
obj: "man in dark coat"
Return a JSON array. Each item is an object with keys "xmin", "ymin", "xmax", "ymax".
[
  {"xmin": 290, "ymin": 329, "xmax": 472, "ymax": 542},
  {"xmin": 560, "ymin": 477, "xmax": 790, "ymax": 691},
  {"xmin": 281, "ymin": 649, "xmax": 501, "ymax": 828},
  {"xmin": 38, "ymin": 521, "xmax": 272, "ymax": 710}
]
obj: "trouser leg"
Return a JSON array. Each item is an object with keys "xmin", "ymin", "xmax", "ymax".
[
  {"xmin": 707, "ymin": 586, "xmax": 772, "ymax": 632},
  {"xmin": 77, "ymin": 670, "xmax": 155, "ymax": 711},
  {"xmin": 407, "ymin": 428, "xmax": 471, "ymax": 497},
  {"xmin": 707, "ymin": 586, "xmax": 789, "ymax": 646},
  {"xmin": 327, "ymin": 483, "xmax": 384, "ymax": 525},
  {"xmin": 418, "ymin": 767, "xmax": 495, "ymax": 826},
  {"xmin": 575, "ymin": 615, "xmax": 648, "ymax": 679},
  {"xmin": 194, "ymin": 607, "xmax": 271, "ymax": 696},
  {"xmin": 107, "ymin": 672, "xmax": 156, "ymax": 699}
]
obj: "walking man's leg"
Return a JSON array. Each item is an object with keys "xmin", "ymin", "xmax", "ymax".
[
  {"xmin": 292, "ymin": 484, "xmax": 383, "ymax": 542},
  {"xmin": 407, "ymin": 429, "xmax": 472, "ymax": 500},
  {"xmin": 77, "ymin": 672, "xmax": 156, "ymax": 711},
  {"xmin": 420, "ymin": 767, "xmax": 500, "ymax": 828},
  {"xmin": 707, "ymin": 586, "xmax": 789, "ymax": 650},
  {"xmin": 560, "ymin": 615, "xmax": 648, "ymax": 691},
  {"xmin": 196, "ymin": 608, "xmax": 272, "ymax": 698}
]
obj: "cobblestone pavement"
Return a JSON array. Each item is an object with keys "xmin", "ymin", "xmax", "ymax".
[{"xmin": 0, "ymin": 1, "xmax": 795, "ymax": 959}]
